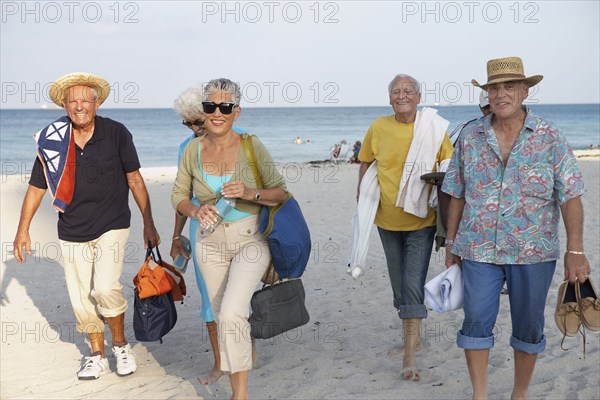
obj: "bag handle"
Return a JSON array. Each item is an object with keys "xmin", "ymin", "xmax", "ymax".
[
  {"xmin": 145, "ymin": 240, "xmax": 164, "ymax": 264},
  {"xmin": 240, "ymin": 135, "xmax": 263, "ymax": 190}
]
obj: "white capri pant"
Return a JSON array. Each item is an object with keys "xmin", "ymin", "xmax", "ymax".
[
  {"xmin": 196, "ymin": 215, "xmax": 270, "ymax": 373},
  {"xmin": 60, "ymin": 228, "xmax": 130, "ymax": 333}
]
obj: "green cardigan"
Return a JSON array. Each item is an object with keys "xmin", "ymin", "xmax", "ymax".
[{"xmin": 171, "ymin": 133, "xmax": 287, "ymax": 214}]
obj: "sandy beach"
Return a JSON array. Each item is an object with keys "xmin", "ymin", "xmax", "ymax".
[{"xmin": 1, "ymin": 155, "xmax": 599, "ymax": 400}]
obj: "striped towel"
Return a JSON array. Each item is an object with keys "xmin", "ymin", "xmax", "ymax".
[{"xmin": 33, "ymin": 116, "xmax": 75, "ymax": 212}]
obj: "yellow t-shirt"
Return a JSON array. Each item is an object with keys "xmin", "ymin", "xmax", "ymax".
[{"xmin": 358, "ymin": 115, "xmax": 454, "ymax": 231}]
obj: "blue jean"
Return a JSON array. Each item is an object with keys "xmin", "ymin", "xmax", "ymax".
[
  {"xmin": 457, "ymin": 259, "xmax": 556, "ymax": 355},
  {"xmin": 377, "ymin": 226, "xmax": 436, "ymax": 319}
]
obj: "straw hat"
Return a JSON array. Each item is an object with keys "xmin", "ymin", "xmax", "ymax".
[
  {"xmin": 49, "ymin": 72, "xmax": 110, "ymax": 107},
  {"xmin": 472, "ymin": 57, "xmax": 543, "ymax": 90}
]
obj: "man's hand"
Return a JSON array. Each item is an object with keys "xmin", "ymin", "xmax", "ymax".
[
  {"xmin": 143, "ymin": 223, "xmax": 160, "ymax": 249},
  {"xmin": 445, "ymin": 244, "xmax": 461, "ymax": 268},
  {"xmin": 13, "ymin": 230, "xmax": 32, "ymax": 262},
  {"xmin": 564, "ymin": 252, "xmax": 590, "ymax": 283}
]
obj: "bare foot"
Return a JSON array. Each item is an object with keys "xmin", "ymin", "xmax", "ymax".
[
  {"xmin": 401, "ymin": 366, "xmax": 421, "ymax": 381},
  {"xmin": 386, "ymin": 342, "xmax": 423, "ymax": 360},
  {"xmin": 197, "ymin": 367, "xmax": 224, "ymax": 385},
  {"xmin": 401, "ymin": 352, "xmax": 421, "ymax": 382}
]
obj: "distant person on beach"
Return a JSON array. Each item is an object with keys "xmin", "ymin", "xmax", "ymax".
[
  {"xmin": 442, "ymin": 56, "xmax": 590, "ymax": 399},
  {"xmin": 293, "ymin": 136, "xmax": 302, "ymax": 144},
  {"xmin": 357, "ymin": 74, "xmax": 454, "ymax": 381},
  {"xmin": 13, "ymin": 72, "xmax": 160, "ymax": 380},
  {"xmin": 350, "ymin": 140, "xmax": 361, "ymax": 163},
  {"xmin": 171, "ymin": 78, "xmax": 287, "ymax": 399}
]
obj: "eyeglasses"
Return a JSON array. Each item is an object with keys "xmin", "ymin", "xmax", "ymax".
[
  {"xmin": 202, "ymin": 101, "xmax": 237, "ymax": 115},
  {"xmin": 182, "ymin": 119, "xmax": 204, "ymax": 127}
]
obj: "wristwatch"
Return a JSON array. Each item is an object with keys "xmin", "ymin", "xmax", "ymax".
[{"xmin": 254, "ymin": 190, "xmax": 261, "ymax": 201}]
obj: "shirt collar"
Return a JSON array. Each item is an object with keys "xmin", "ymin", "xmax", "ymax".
[{"xmin": 479, "ymin": 106, "xmax": 537, "ymax": 134}]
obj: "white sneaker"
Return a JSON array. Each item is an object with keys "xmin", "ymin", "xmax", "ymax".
[
  {"xmin": 112, "ymin": 343, "xmax": 137, "ymax": 376},
  {"xmin": 77, "ymin": 355, "xmax": 109, "ymax": 380}
]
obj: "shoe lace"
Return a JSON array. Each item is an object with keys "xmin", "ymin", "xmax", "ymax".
[
  {"xmin": 82, "ymin": 356, "xmax": 100, "ymax": 371},
  {"xmin": 115, "ymin": 346, "xmax": 131, "ymax": 364},
  {"xmin": 559, "ymin": 304, "xmax": 587, "ymax": 359}
]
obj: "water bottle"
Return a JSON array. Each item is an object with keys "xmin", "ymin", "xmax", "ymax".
[
  {"xmin": 201, "ymin": 196, "xmax": 236, "ymax": 234},
  {"xmin": 173, "ymin": 235, "xmax": 191, "ymax": 273}
]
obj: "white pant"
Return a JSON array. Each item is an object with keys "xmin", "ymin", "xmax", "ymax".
[
  {"xmin": 60, "ymin": 228, "xmax": 130, "ymax": 333},
  {"xmin": 196, "ymin": 215, "xmax": 270, "ymax": 373}
]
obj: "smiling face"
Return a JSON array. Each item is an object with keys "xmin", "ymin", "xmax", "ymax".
[
  {"xmin": 203, "ymin": 90, "xmax": 240, "ymax": 136},
  {"xmin": 487, "ymin": 81, "xmax": 529, "ymax": 120},
  {"xmin": 389, "ymin": 77, "xmax": 421, "ymax": 123},
  {"xmin": 63, "ymin": 85, "xmax": 100, "ymax": 130}
]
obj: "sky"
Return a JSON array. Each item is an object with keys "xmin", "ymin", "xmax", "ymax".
[{"xmin": 1, "ymin": 0, "xmax": 599, "ymax": 108}]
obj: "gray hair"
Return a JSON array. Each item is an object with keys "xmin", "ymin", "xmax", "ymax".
[
  {"xmin": 203, "ymin": 78, "xmax": 241, "ymax": 105},
  {"xmin": 173, "ymin": 87, "xmax": 204, "ymax": 121},
  {"xmin": 388, "ymin": 74, "xmax": 421, "ymax": 96}
]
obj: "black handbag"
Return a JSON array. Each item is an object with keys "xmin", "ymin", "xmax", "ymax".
[
  {"xmin": 133, "ymin": 289, "xmax": 177, "ymax": 343},
  {"xmin": 250, "ymin": 279, "xmax": 310, "ymax": 339}
]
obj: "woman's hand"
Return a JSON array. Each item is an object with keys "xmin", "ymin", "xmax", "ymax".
[
  {"xmin": 170, "ymin": 238, "xmax": 191, "ymax": 261},
  {"xmin": 194, "ymin": 204, "xmax": 219, "ymax": 226},
  {"xmin": 221, "ymin": 180, "xmax": 250, "ymax": 200}
]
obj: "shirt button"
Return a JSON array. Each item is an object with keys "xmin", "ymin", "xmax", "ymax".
[
  {"xmin": 224, "ymin": 223, "xmax": 230, "ymax": 228},
  {"xmin": 247, "ymin": 229, "xmax": 251, "ymax": 234}
]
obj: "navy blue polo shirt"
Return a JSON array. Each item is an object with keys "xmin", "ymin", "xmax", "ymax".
[{"xmin": 30, "ymin": 116, "xmax": 141, "ymax": 242}]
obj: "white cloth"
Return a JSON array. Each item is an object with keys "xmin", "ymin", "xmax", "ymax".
[
  {"xmin": 425, "ymin": 264, "xmax": 464, "ymax": 312},
  {"xmin": 348, "ymin": 161, "xmax": 379, "ymax": 279},
  {"xmin": 395, "ymin": 107, "xmax": 450, "ymax": 218}
]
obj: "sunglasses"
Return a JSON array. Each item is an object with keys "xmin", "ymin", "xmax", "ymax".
[
  {"xmin": 202, "ymin": 101, "xmax": 237, "ymax": 115},
  {"xmin": 182, "ymin": 119, "xmax": 204, "ymax": 127}
]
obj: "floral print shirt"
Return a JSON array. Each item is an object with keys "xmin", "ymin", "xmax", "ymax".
[{"xmin": 442, "ymin": 108, "xmax": 585, "ymax": 264}]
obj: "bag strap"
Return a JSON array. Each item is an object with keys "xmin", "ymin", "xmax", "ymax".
[
  {"xmin": 146, "ymin": 240, "xmax": 164, "ymax": 264},
  {"xmin": 240, "ymin": 135, "xmax": 263, "ymax": 190}
]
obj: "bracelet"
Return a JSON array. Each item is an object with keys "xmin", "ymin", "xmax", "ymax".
[
  {"xmin": 446, "ymin": 239, "xmax": 455, "ymax": 245},
  {"xmin": 172, "ymin": 236, "xmax": 180, "ymax": 241},
  {"xmin": 566, "ymin": 250, "xmax": 585, "ymax": 255}
]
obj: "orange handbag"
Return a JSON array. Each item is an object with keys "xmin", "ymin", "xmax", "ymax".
[{"xmin": 133, "ymin": 244, "xmax": 186, "ymax": 301}]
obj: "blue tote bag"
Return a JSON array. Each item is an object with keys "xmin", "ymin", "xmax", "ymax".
[{"xmin": 241, "ymin": 135, "xmax": 311, "ymax": 278}]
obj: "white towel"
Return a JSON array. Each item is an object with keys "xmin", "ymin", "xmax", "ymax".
[
  {"xmin": 395, "ymin": 107, "xmax": 449, "ymax": 217},
  {"xmin": 425, "ymin": 264, "xmax": 463, "ymax": 312},
  {"xmin": 348, "ymin": 161, "xmax": 380, "ymax": 279}
]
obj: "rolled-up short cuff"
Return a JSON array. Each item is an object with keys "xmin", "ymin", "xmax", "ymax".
[
  {"xmin": 398, "ymin": 304, "xmax": 427, "ymax": 319},
  {"xmin": 510, "ymin": 334, "xmax": 546, "ymax": 355},
  {"xmin": 457, "ymin": 330, "xmax": 494, "ymax": 350}
]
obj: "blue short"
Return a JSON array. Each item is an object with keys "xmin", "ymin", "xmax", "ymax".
[
  {"xmin": 457, "ymin": 259, "xmax": 556, "ymax": 355},
  {"xmin": 377, "ymin": 226, "xmax": 436, "ymax": 319}
]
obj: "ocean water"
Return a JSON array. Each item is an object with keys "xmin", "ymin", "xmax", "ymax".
[{"xmin": 1, "ymin": 104, "xmax": 598, "ymax": 171}]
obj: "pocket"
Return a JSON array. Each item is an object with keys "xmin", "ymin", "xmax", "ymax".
[
  {"xmin": 237, "ymin": 223, "xmax": 260, "ymax": 237},
  {"xmin": 520, "ymin": 166, "xmax": 554, "ymax": 200}
]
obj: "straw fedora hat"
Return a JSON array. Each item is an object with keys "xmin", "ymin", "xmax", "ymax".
[
  {"xmin": 472, "ymin": 57, "xmax": 543, "ymax": 90},
  {"xmin": 49, "ymin": 72, "xmax": 110, "ymax": 107}
]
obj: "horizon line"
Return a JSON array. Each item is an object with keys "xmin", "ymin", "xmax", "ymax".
[{"xmin": 2, "ymin": 102, "xmax": 599, "ymax": 111}]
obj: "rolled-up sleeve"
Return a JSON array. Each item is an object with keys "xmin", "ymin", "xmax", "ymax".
[
  {"xmin": 171, "ymin": 139, "xmax": 195, "ymax": 211},
  {"xmin": 553, "ymin": 132, "xmax": 585, "ymax": 204},
  {"xmin": 253, "ymin": 137, "xmax": 287, "ymax": 191}
]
